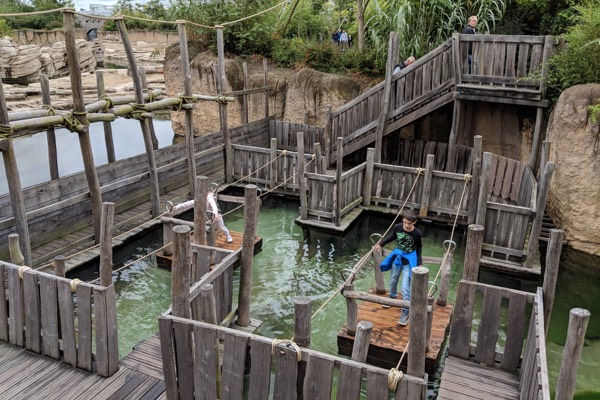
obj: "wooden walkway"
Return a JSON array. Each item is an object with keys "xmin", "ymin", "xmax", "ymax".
[
  {"xmin": 0, "ymin": 339, "xmax": 165, "ymax": 399},
  {"xmin": 337, "ymin": 292, "xmax": 453, "ymax": 372},
  {"xmin": 438, "ymin": 356, "xmax": 520, "ymax": 400}
]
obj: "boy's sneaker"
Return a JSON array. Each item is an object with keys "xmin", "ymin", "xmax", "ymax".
[
  {"xmin": 226, "ymin": 236, "xmax": 233, "ymax": 243},
  {"xmin": 382, "ymin": 296, "xmax": 394, "ymax": 309},
  {"xmin": 397, "ymin": 311, "xmax": 409, "ymax": 326}
]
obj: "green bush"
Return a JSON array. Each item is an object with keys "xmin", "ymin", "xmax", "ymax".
[{"xmin": 271, "ymin": 38, "xmax": 306, "ymax": 67}]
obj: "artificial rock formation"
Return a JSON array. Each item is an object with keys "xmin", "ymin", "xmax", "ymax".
[{"xmin": 546, "ymin": 84, "xmax": 600, "ymax": 256}]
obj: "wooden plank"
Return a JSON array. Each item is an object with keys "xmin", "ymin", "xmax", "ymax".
[
  {"xmin": 366, "ymin": 369, "xmax": 389, "ymax": 400},
  {"xmin": 273, "ymin": 346, "xmax": 298, "ymax": 400},
  {"xmin": 105, "ymin": 285, "xmax": 119, "ymax": 375},
  {"xmin": 57, "ymin": 280, "xmax": 77, "ymax": 367},
  {"xmin": 493, "ymin": 156, "xmax": 506, "ymax": 197},
  {"xmin": 94, "ymin": 287, "xmax": 109, "ymax": 376},
  {"xmin": 448, "ymin": 281, "xmax": 475, "ymax": 358},
  {"xmin": 173, "ymin": 320, "xmax": 194, "ymax": 399},
  {"xmin": 337, "ymin": 362, "xmax": 362, "ymax": 400},
  {"xmin": 516, "ymin": 43, "xmax": 530, "ymax": 77},
  {"xmin": 39, "ymin": 274, "xmax": 59, "ymax": 359},
  {"xmin": 221, "ymin": 333, "xmax": 249, "ymax": 400},
  {"xmin": 76, "ymin": 284, "xmax": 93, "ymax": 371},
  {"xmin": 193, "ymin": 324, "xmax": 218, "ymax": 400},
  {"xmin": 7, "ymin": 267, "xmax": 24, "ymax": 347},
  {"xmin": 158, "ymin": 317, "xmax": 179, "ymax": 400},
  {"xmin": 500, "ymin": 292, "xmax": 527, "ymax": 373},
  {"xmin": 23, "ymin": 269, "xmax": 41, "ymax": 353},
  {"xmin": 475, "ymin": 285, "xmax": 502, "ymax": 366},
  {"xmin": 0, "ymin": 265, "xmax": 7, "ymax": 341},
  {"xmin": 303, "ymin": 353, "xmax": 334, "ymax": 400},
  {"xmin": 248, "ymin": 338, "xmax": 272, "ymax": 400}
]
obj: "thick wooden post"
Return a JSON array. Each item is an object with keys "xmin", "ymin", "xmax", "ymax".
[
  {"xmin": 215, "ymin": 26, "xmax": 233, "ymax": 183},
  {"xmin": 53, "ymin": 255, "xmax": 66, "ymax": 277},
  {"xmin": 538, "ymin": 140, "xmax": 551, "ymax": 181},
  {"xmin": 351, "ymin": 321, "xmax": 373, "ymax": 362},
  {"xmin": 344, "ymin": 283, "xmax": 358, "ymax": 335},
  {"xmin": 437, "ymin": 251, "xmax": 453, "ymax": 306},
  {"xmin": 115, "ymin": 17, "xmax": 161, "ymax": 217},
  {"xmin": 426, "ymin": 296, "xmax": 434, "ymax": 352},
  {"xmin": 237, "ymin": 184, "xmax": 259, "ymax": 327},
  {"xmin": 263, "ymin": 58, "xmax": 269, "ymax": 120},
  {"xmin": 525, "ymin": 162, "xmax": 555, "ymax": 268},
  {"xmin": 297, "ymin": 132, "xmax": 307, "ymax": 220},
  {"xmin": 314, "ymin": 142, "xmax": 323, "ymax": 174},
  {"xmin": 40, "ymin": 74, "xmax": 59, "ymax": 179},
  {"xmin": 449, "ymin": 100, "xmax": 461, "ymax": 146},
  {"xmin": 528, "ymin": 107, "xmax": 544, "ymax": 171},
  {"xmin": 294, "ymin": 296, "xmax": 312, "ymax": 347},
  {"xmin": 194, "ymin": 176, "xmax": 209, "ymax": 247},
  {"xmin": 241, "ymin": 62, "xmax": 249, "ymax": 124},
  {"xmin": 371, "ymin": 246, "xmax": 387, "ymax": 294},
  {"xmin": 172, "ymin": 225, "xmax": 192, "ymax": 318},
  {"xmin": 324, "ymin": 108, "xmax": 332, "ymax": 166},
  {"xmin": 452, "ymin": 33, "xmax": 462, "ymax": 84},
  {"xmin": 64, "ymin": 9, "xmax": 104, "ymax": 242},
  {"xmin": 139, "ymin": 67, "xmax": 159, "ymax": 150},
  {"xmin": 374, "ymin": 32, "xmax": 397, "ymax": 163},
  {"xmin": 467, "ymin": 135, "xmax": 482, "ymax": 224},
  {"xmin": 419, "ymin": 154, "xmax": 434, "ymax": 217},
  {"xmin": 163, "ymin": 221, "xmax": 174, "ymax": 257},
  {"xmin": 363, "ymin": 148, "xmax": 374, "ymax": 206},
  {"xmin": 270, "ymin": 138, "xmax": 277, "ymax": 189},
  {"xmin": 95, "ymin": 70, "xmax": 116, "ymax": 163},
  {"xmin": 0, "ymin": 75, "xmax": 32, "ymax": 266},
  {"xmin": 463, "ymin": 224, "xmax": 484, "ymax": 281},
  {"xmin": 8, "ymin": 233, "xmax": 25, "ymax": 265},
  {"xmin": 335, "ymin": 137, "xmax": 343, "ymax": 226},
  {"xmin": 177, "ymin": 22, "xmax": 197, "ymax": 194},
  {"xmin": 99, "ymin": 202, "xmax": 115, "ymax": 287},
  {"xmin": 543, "ymin": 229, "xmax": 564, "ymax": 334},
  {"xmin": 207, "ymin": 222, "xmax": 216, "ymax": 265},
  {"xmin": 198, "ymin": 284, "xmax": 217, "ymax": 324},
  {"xmin": 555, "ymin": 308, "xmax": 591, "ymax": 400},
  {"xmin": 408, "ymin": 266, "xmax": 429, "ymax": 378},
  {"xmin": 475, "ymin": 152, "xmax": 492, "ymax": 225}
]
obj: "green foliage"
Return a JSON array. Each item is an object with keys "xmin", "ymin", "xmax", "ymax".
[
  {"xmin": 0, "ymin": 0, "xmax": 73, "ymax": 30},
  {"xmin": 545, "ymin": 1, "xmax": 600, "ymax": 104},
  {"xmin": 0, "ymin": 18, "xmax": 11, "ymax": 35},
  {"xmin": 103, "ymin": 0, "xmax": 174, "ymax": 31},
  {"xmin": 589, "ymin": 99, "xmax": 600, "ymax": 125}
]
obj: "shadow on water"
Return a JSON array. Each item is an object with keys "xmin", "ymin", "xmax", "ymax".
[{"xmin": 69, "ymin": 195, "xmax": 599, "ymax": 397}]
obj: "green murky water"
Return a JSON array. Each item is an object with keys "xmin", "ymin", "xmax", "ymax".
[{"xmin": 72, "ymin": 196, "xmax": 599, "ymax": 398}]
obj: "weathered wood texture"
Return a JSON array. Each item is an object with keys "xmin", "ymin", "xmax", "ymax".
[
  {"xmin": 159, "ymin": 316, "xmax": 427, "ymax": 399},
  {"xmin": 554, "ymin": 308, "xmax": 590, "ymax": 400},
  {"xmin": 237, "ymin": 185, "xmax": 258, "ymax": 327},
  {"xmin": 270, "ymin": 120, "xmax": 324, "ymax": 153}
]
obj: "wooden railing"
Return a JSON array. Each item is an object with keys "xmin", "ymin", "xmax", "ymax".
[
  {"xmin": 370, "ymin": 164, "xmax": 424, "ymax": 210},
  {"xmin": 382, "ymin": 138, "xmax": 473, "ymax": 174},
  {"xmin": 0, "ymin": 260, "xmax": 118, "ymax": 376},
  {"xmin": 270, "ymin": 120, "xmax": 324, "ymax": 153},
  {"xmin": 305, "ymin": 172, "xmax": 335, "ymax": 222},
  {"xmin": 339, "ymin": 163, "xmax": 365, "ymax": 219},
  {"xmin": 158, "ymin": 316, "xmax": 428, "ymax": 400}
]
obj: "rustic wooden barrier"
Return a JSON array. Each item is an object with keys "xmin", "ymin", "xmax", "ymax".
[
  {"xmin": 338, "ymin": 163, "xmax": 365, "ymax": 220},
  {"xmin": 0, "ymin": 260, "xmax": 119, "ymax": 376},
  {"xmin": 370, "ymin": 164, "xmax": 423, "ymax": 211},
  {"xmin": 270, "ymin": 120, "xmax": 324, "ymax": 153},
  {"xmin": 158, "ymin": 316, "xmax": 428, "ymax": 399},
  {"xmin": 305, "ymin": 171, "xmax": 336, "ymax": 223}
]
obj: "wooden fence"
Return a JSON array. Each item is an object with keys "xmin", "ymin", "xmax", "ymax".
[
  {"xmin": 382, "ymin": 138, "xmax": 473, "ymax": 174},
  {"xmin": 448, "ymin": 280, "xmax": 549, "ymax": 399},
  {"xmin": 305, "ymin": 172, "xmax": 336, "ymax": 223},
  {"xmin": 339, "ymin": 163, "xmax": 365, "ymax": 219},
  {"xmin": 370, "ymin": 164, "xmax": 424, "ymax": 211},
  {"xmin": 0, "ymin": 260, "xmax": 118, "ymax": 376},
  {"xmin": 158, "ymin": 316, "xmax": 428, "ymax": 400},
  {"xmin": 270, "ymin": 120, "xmax": 324, "ymax": 153}
]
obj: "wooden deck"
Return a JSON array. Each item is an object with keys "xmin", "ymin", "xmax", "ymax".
[
  {"xmin": 438, "ymin": 356, "xmax": 520, "ymax": 400},
  {"xmin": 0, "ymin": 339, "xmax": 165, "ymax": 399},
  {"xmin": 337, "ymin": 291, "xmax": 453, "ymax": 373}
]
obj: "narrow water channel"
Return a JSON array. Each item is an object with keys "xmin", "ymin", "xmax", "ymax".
[{"xmin": 70, "ymin": 196, "xmax": 600, "ymax": 399}]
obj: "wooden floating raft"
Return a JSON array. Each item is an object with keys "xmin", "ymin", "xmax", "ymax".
[{"xmin": 337, "ymin": 290, "xmax": 453, "ymax": 374}]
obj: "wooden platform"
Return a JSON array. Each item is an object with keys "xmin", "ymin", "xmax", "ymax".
[
  {"xmin": 295, "ymin": 207, "xmax": 363, "ymax": 233},
  {"xmin": 438, "ymin": 356, "xmax": 520, "ymax": 400},
  {"xmin": 337, "ymin": 291, "xmax": 453, "ymax": 373}
]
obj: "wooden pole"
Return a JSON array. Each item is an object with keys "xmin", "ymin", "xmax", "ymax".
[
  {"xmin": 53, "ymin": 255, "xmax": 66, "ymax": 277},
  {"xmin": 555, "ymin": 308, "xmax": 591, "ymax": 400},
  {"xmin": 139, "ymin": 67, "xmax": 159, "ymax": 151},
  {"xmin": 263, "ymin": 58, "xmax": 269, "ymax": 121},
  {"xmin": 194, "ymin": 176, "xmax": 209, "ymax": 247},
  {"xmin": 99, "ymin": 202, "xmax": 115, "ymax": 287},
  {"xmin": 475, "ymin": 152, "xmax": 492, "ymax": 226},
  {"xmin": 95, "ymin": 70, "xmax": 116, "ymax": 163},
  {"xmin": 270, "ymin": 138, "xmax": 277, "ymax": 190},
  {"xmin": 449, "ymin": 100, "xmax": 461, "ymax": 146},
  {"xmin": 351, "ymin": 321, "xmax": 373, "ymax": 362},
  {"xmin": 163, "ymin": 219, "xmax": 174, "ymax": 257},
  {"xmin": 463, "ymin": 224, "xmax": 484, "ymax": 281},
  {"xmin": 426, "ymin": 296, "xmax": 434, "ymax": 352},
  {"xmin": 371, "ymin": 246, "xmax": 387, "ymax": 294},
  {"xmin": 8, "ymin": 233, "xmax": 25, "ymax": 265},
  {"xmin": 525, "ymin": 162, "xmax": 555, "ymax": 268},
  {"xmin": 543, "ymin": 229, "xmax": 564, "ymax": 335},
  {"xmin": 207, "ymin": 222, "xmax": 216, "ymax": 266},
  {"xmin": 314, "ymin": 142, "xmax": 323, "ymax": 174},
  {"xmin": 40, "ymin": 74, "xmax": 59, "ymax": 179},
  {"xmin": 0, "ymin": 77, "xmax": 32, "ymax": 266},
  {"xmin": 294, "ymin": 296, "xmax": 312, "ymax": 347},
  {"xmin": 538, "ymin": 140, "xmax": 551, "ymax": 182},
  {"xmin": 335, "ymin": 137, "xmax": 343, "ymax": 226},
  {"xmin": 437, "ymin": 251, "xmax": 453, "ymax": 306},
  {"xmin": 241, "ymin": 62, "xmax": 249, "ymax": 124},
  {"xmin": 115, "ymin": 17, "xmax": 161, "ymax": 217},
  {"xmin": 324, "ymin": 108, "xmax": 332, "ymax": 167},
  {"xmin": 344, "ymin": 283, "xmax": 358, "ymax": 335},
  {"xmin": 297, "ymin": 132, "xmax": 307, "ymax": 220},
  {"xmin": 199, "ymin": 284, "xmax": 218, "ymax": 324},
  {"xmin": 467, "ymin": 135, "xmax": 482, "ymax": 224},
  {"xmin": 452, "ymin": 33, "xmax": 462, "ymax": 84},
  {"xmin": 172, "ymin": 225, "xmax": 192, "ymax": 318},
  {"xmin": 216, "ymin": 26, "xmax": 233, "ymax": 183},
  {"xmin": 64, "ymin": 9, "xmax": 104, "ymax": 242},
  {"xmin": 528, "ymin": 107, "xmax": 544, "ymax": 171},
  {"xmin": 177, "ymin": 22, "xmax": 197, "ymax": 195},
  {"xmin": 408, "ymin": 266, "xmax": 429, "ymax": 378},
  {"xmin": 419, "ymin": 154, "xmax": 434, "ymax": 217},
  {"xmin": 237, "ymin": 184, "xmax": 259, "ymax": 327},
  {"xmin": 374, "ymin": 32, "xmax": 397, "ymax": 163},
  {"xmin": 363, "ymin": 148, "xmax": 374, "ymax": 206}
]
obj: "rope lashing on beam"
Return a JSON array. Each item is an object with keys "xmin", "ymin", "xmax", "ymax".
[
  {"xmin": 99, "ymin": 94, "xmax": 114, "ymax": 111},
  {"xmin": 215, "ymin": 94, "xmax": 230, "ymax": 105},
  {"xmin": 271, "ymin": 339, "xmax": 302, "ymax": 361},
  {"xmin": 174, "ymin": 95, "xmax": 195, "ymax": 111},
  {"xmin": 127, "ymin": 103, "xmax": 147, "ymax": 120},
  {"xmin": 17, "ymin": 266, "xmax": 31, "ymax": 279},
  {"xmin": 143, "ymin": 89, "xmax": 156, "ymax": 103},
  {"xmin": 387, "ymin": 368, "xmax": 404, "ymax": 390},
  {"xmin": 45, "ymin": 106, "xmax": 56, "ymax": 116},
  {"xmin": 0, "ymin": 124, "xmax": 14, "ymax": 140},
  {"xmin": 69, "ymin": 278, "xmax": 81, "ymax": 293},
  {"xmin": 62, "ymin": 111, "xmax": 88, "ymax": 132}
]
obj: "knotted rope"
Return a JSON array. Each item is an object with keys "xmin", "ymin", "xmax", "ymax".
[
  {"xmin": 271, "ymin": 339, "xmax": 302, "ymax": 361},
  {"xmin": 70, "ymin": 278, "xmax": 81, "ymax": 293},
  {"xmin": 0, "ymin": 124, "xmax": 14, "ymax": 140},
  {"xmin": 45, "ymin": 106, "xmax": 56, "ymax": 116},
  {"xmin": 128, "ymin": 103, "xmax": 147, "ymax": 120},
  {"xmin": 18, "ymin": 266, "xmax": 31, "ymax": 279},
  {"xmin": 99, "ymin": 94, "xmax": 113, "ymax": 111},
  {"xmin": 174, "ymin": 95, "xmax": 195, "ymax": 111},
  {"xmin": 62, "ymin": 111, "xmax": 88, "ymax": 132},
  {"xmin": 143, "ymin": 89, "xmax": 156, "ymax": 103}
]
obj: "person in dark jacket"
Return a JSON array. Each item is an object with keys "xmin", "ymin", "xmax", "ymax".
[
  {"xmin": 462, "ymin": 16, "xmax": 477, "ymax": 73},
  {"xmin": 375, "ymin": 209, "xmax": 422, "ymax": 325}
]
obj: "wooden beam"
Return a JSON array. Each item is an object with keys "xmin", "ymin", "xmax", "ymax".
[
  {"xmin": 524, "ymin": 162, "xmax": 555, "ymax": 268},
  {"xmin": 237, "ymin": 184, "xmax": 258, "ymax": 327},
  {"xmin": 543, "ymin": 229, "xmax": 563, "ymax": 335},
  {"xmin": 95, "ymin": 71, "xmax": 116, "ymax": 163},
  {"xmin": 241, "ymin": 62, "xmax": 249, "ymax": 124},
  {"xmin": 528, "ymin": 107, "xmax": 544, "ymax": 171},
  {"xmin": 467, "ymin": 135, "xmax": 482, "ymax": 224},
  {"xmin": 419, "ymin": 154, "xmax": 434, "ymax": 217},
  {"xmin": 99, "ymin": 202, "xmax": 115, "ymax": 287},
  {"xmin": 335, "ymin": 137, "xmax": 343, "ymax": 226},
  {"xmin": 475, "ymin": 152, "xmax": 492, "ymax": 225},
  {"xmin": 263, "ymin": 58, "xmax": 269, "ymax": 121},
  {"xmin": 374, "ymin": 32, "xmax": 397, "ymax": 163},
  {"xmin": 463, "ymin": 224, "xmax": 483, "ymax": 281},
  {"xmin": 555, "ymin": 308, "xmax": 590, "ymax": 400},
  {"xmin": 351, "ymin": 321, "xmax": 372, "ymax": 363},
  {"xmin": 40, "ymin": 74, "xmax": 59, "ymax": 179},
  {"xmin": 172, "ymin": 225, "xmax": 192, "ymax": 318},
  {"xmin": 408, "ymin": 266, "xmax": 429, "ymax": 378},
  {"xmin": 216, "ymin": 26, "xmax": 233, "ymax": 183},
  {"xmin": 139, "ymin": 67, "xmax": 159, "ymax": 150},
  {"xmin": 294, "ymin": 296, "xmax": 311, "ymax": 347},
  {"xmin": 297, "ymin": 132, "xmax": 307, "ymax": 220}
]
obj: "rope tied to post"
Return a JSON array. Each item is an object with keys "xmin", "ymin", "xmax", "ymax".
[
  {"xmin": 415, "ymin": 167, "xmax": 425, "ymax": 175},
  {"xmin": 143, "ymin": 89, "xmax": 156, "ymax": 103},
  {"xmin": 70, "ymin": 278, "xmax": 81, "ymax": 293},
  {"xmin": 45, "ymin": 106, "xmax": 56, "ymax": 116},
  {"xmin": 174, "ymin": 95, "xmax": 195, "ymax": 111},
  {"xmin": 18, "ymin": 266, "xmax": 31, "ymax": 279},
  {"xmin": 464, "ymin": 173, "xmax": 472, "ymax": 182},
  {"xmin": 215, "ymin": 94, "xmax": 230, "ymax": 105},
  {"xmin": 271, "ymin": 338, "xmax": 302, "ymax": 361},
  {"xmin": 387, "ymin": 367, "xmax": 404, "ymax": 390},
  {"xmin": 0, "ymin": 124, "xmax": 14, "ymax": 140},
  {"xmin": 62, "ymin": 111, "xmax": 87, "ymax": 132},
  {"xmin": 99, "ymin": 94, "xmax": 113, "ymax": 111},
  {"xmin": 128, "ymin": 103, "xmax": 147, "ymax": 120}
]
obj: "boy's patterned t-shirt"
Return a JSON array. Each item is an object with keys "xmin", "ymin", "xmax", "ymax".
[{"xmin": 395, "ymin": 231, "xmax": 415, "ymax": 253}]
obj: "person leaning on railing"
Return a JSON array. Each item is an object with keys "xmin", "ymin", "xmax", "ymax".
[{"xmin": 462, "ymin": 15, "xmax": 478, "ymax": 74}]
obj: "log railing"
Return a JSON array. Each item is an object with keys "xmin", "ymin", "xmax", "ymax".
[
  {"xmin": 158, "ymin": 316, "xmax": 428, "ymax": 400},
  {"xmin": 0, "ymin": 260, "xmax": 119, "ymax": 376}
]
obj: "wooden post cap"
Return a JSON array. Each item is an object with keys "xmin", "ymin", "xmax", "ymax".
[{"xmin": 172, "ymin": 225, "xmax": 191, "ymax": 234}]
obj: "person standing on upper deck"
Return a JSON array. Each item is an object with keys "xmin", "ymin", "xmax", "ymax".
[
  {"xmin": 462, "ymin": 15, "xmax": 478, "ymax": 73},
  {"xmin": 374, "ymin": 210, "xmax": 422, "ymax": 326}
]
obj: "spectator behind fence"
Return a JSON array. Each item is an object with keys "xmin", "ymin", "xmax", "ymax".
[
  {"xmin": 462, "ymin": 15, "xmax": 477, "ymax": 73},
  {"xmin": 393, "ymin": 56, "xmax": 416, "ymax": 74}
]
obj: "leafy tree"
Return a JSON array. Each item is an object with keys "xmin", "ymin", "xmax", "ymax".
[{"xmin": 0, "ymin": 0, "xmax": 73, "ymax": 30}]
